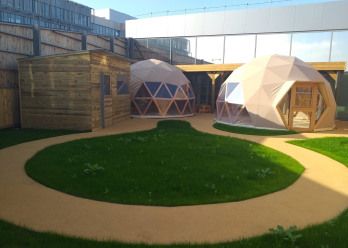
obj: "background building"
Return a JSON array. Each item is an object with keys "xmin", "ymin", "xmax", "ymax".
[
  {"xmin": 0, "ymin": 0, "xmax": 130, "ymax": 37},
  {"xmin": 125, "ymin": 0, "xmax": 348, "ymax": 119}
]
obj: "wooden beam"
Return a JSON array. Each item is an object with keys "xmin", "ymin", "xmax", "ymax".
[{"xmin": 176, "ymin": 62, "xmax": 346, "ymax": 73}]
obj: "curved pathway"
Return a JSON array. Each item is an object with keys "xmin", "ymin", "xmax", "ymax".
[{"xmin": 1, "ymin": 114, "xmax": 348, "ymax": 245}]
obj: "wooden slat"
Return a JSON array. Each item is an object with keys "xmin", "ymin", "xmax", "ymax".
[{"xmin": 176, "ymin": 62, "xmax": 346, "ymax": 72}]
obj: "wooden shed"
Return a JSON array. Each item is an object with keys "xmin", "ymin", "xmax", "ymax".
[{"xmin": 18, "ymin": 50, "xmax": 131, "ymax": 131}]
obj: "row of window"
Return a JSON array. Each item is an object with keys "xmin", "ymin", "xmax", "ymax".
[
  {"xmin": 0, "ymin": 0, "xmax": 91, "ymax": 26},
  {"xmin": 92, "ymin": 24, "xmax": 120, "ymax": 37},
  {"xmin": 0, "ymin": 11, "xmax": 121, "ymax": 36},
  {"xmin": 135, "ymin": 31, "xmax": 348, "ymax": 67}
]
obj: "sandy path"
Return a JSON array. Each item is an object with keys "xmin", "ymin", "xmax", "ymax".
[{"xmin": 0, "ymin": 114, "xmax": 348, "ymax": 245}]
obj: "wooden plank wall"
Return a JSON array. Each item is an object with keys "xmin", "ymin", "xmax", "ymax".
[
  {"xmin": 18, "ymin": 53, "xmax": 93, "ymax": 131},
  {"xmin": 0, "ymin": 22, "xmax": 128, "ymax": 129},
  {"xmin": 41, "ymin": 29, "xmax": 82, "ymax": 56},
  {"xmin": 0, "ymin": 69, "xmax": 19, "ymax": 128},
  {"xmin": 90, "ymin": 52, "xmax": 130, "ymax": 130}
]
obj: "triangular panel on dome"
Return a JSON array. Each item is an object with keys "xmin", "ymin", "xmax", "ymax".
[
  {"xmin": 155, "ymin": 84, "xmax": 172, "ymax": 98},
  {"xmin": 175, "ymin": 87, "xmax": 187, "ymax": 99},
  {"xmin": 166, "ymin": 83, "xmax": 178, "ymax": 97},
  {"xmin": 135, "ymin": 84, "xmax": 151, "ymax": 98},
  {"xmin": 145, "ymin": 82, "xmax": 161, "ymax": 96},
  {"xmin": 134, "ymin": 98, "xmax": 152, "ymax": 114},
  {"xmin": 183, "ymin": 102, "xmax": 192, "ymax": 115},
  {"xmin": 145, "ymin": 101, "xmax": 160, "ymax": 116},
  {"xmin": 167, "ymin": 102, "xmax": 180, "ymax": 115},
  {"xmin": 226, "ymin": 82, "xmax": 244, "ymax": 105},
  {"xmin": 176, "ymin": 100, "xmax": 188, "ymax": 113},
  {"xmin": 217, "ymin": 84, "xmax": 226, "ymax": 101},
  {"xmin": 156, "ymin": 99, "xmax": 171, "ymax": 115}
]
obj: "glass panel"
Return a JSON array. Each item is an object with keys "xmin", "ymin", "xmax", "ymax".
[
  {"xmin": 103, "ymin": 75, "xmax": 111, "ymax": 96},
  {"xmin": 156, "ymin": 100, "xmax": 171, "ymax": 114},
  {"xmin": 148, "ymin": 38, "xmax": 171, "ymax": 62},
  {"xmin": 316, "ymin": 89, "xmax": 326, "ymax": 122},
  {"xmin": 291, "ymin": 32, "xmax": 331, "ymax": 62},
  {"xmin": 167, "ymin": 102, "xmax": 179, "ymax": 115},
  {"xmin": 295, "ymin": 87, "xmax": 312, "ymax": 107},
  {"xmin": 166, "ymin": 83, "xmax": 178, "ymax": 97},
  {"xmin": 117, "ymin": 81, "xmax": 129, "ymax": 95},
  {"xmin": 146, "ymin": 101, "xmax": 159, "ymax": 116},
  {"xmin": 256, "ymin": 33, "xmax": 291, "ymax": 57},
  {"xmin": 135, "ymin": 84, "xmax": 151, "ymax": 98},
  {"xmin": 175, "ymin": 87, "xmax": 187, "ymax": 99},
  {"xmin": 196, "ymin": 36, "xmax": 224, "ymax": 64},
  {"xmin": 331, "ymin": 31, "xmax": 348, "ymax": 68},
  {"xmin": 278, "ymin": 91, "xmax": 291, "ymax": 126},
  {"xmin": 292, "ymin": 111, "xmax": 311, "ymax": 129},
  {"xmin": 172, "ymin": 37, "xmax": 196, "ymax": 65},
  {"xmin": 217, "ymin": 84, "xmax": 226, "ymax": 101},
  {"xmin": 176, "ymin": 100, "xmax": 187, "ymax": 113},
  {"xmin": 155, "ymin": 85, "xmax": 171, "ymax": 98},
  {"xmin": 224, "ymin": 35, "xmax": 256, "ymax": 63},
  {"xmin": 135, "ymin": 99, "xmax": 151, "ymax": 113},
  {"xmin": 145, "ymin": 82, "xmax": 161, "ymax": 96},
  {"xmin": 131, "ymin": 101, "xmax": 139, "ymax": 115}
]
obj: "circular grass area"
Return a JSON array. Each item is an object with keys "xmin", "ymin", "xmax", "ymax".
[{"xmin": 26, "ymin": 121, "xmax": 304, "ymax": 206}]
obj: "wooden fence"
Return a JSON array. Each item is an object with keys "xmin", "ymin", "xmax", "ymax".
[{"xmin": 0, "ymin": 22, "xmax": 127, "ymax": 129}]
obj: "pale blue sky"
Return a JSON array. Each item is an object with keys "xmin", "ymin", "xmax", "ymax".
[{"xmin": 72, "ymin": 0, "xmax": 334, "ymax": 18}]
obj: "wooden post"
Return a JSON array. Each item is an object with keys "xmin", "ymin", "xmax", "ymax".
[
  {"xmin": 81, "ymin": 31, "xmax": 87, "ymax": 50},
  {"xmin": 110, "ymin": 37, "xmax": 115, "ymax": 53},
  {"xmin": 207, "ymin": 72, "xmax": 220, "ymax": 113},
  {"xmin": 32, "ymin": 24, "xmax": 41, "ymax": 56}
]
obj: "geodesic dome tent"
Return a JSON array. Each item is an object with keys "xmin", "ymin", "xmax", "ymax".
[
  {"xmin": 130, "ymin": 59, "xmax": 195, "ymax": 118},
  {"xmin": 216, "ymin": 55, "xmax": 336, "ymax": 131}
]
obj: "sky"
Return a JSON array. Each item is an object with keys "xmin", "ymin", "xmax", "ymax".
[{"xmin": 72, "ymin": 0, "xmax": 335, "ymax": 18}]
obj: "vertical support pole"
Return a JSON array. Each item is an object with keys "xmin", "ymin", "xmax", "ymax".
[
  {"xmin": 81, "ymin": 31, "xmax": 87, "ymax": 50},
  {"xmin": 33, "ymin": 24, "xmax": 41, "ymax": 56},
  {"xmin": 254, "ymin": 34, "xmax": 258, "ymax": 58},
  {"xmin": 100, "ymin": 73, "xmax": 105, "ymax": 129},
  {"xmin": 169, "ymin": 38, "xmax": 172, "ymax": 64},
  {"xmin": 289, "ymin": 33, "xmax": 293, "ymax": 56},
  {"xmin": 208, "ymin": 73, "xmax": 220, "ymax": 113},
  {"xmin": 222, "ymin": 35, "xmax": 226, "ymax": 64},
  {"xmin": 194, "ymin": 36, "xmax": 198, "ymax": 64},
  {"xmin": 126, "ymin": 38, "xmax": 133, "ymax": 59},
  {"xmin": 110, "ymin": 36, "xmax": 115, "ymax": 53},
  {"xmin": 329, "ymin": 31, "xmax": 334, "ymax": 62}
]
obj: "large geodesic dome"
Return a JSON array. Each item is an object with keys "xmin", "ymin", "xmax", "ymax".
[
  {"xmin": 216, "ymin": 55, "xmax": 336, "ymax": 131},
  {"xmin": 130, "ymin": 59, "xmax": 195, "ymax": 118}
]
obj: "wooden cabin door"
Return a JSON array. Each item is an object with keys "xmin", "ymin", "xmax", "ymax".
[
  {"xmin": 289, "ymin": 83, "xmax": 319, "ymax": 132},
  {"xmin": 100, "ymin": 74, "xmax": 112, "ymax": 128}
]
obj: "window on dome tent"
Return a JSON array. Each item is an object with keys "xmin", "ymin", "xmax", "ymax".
[{"xmin": 145, "ymin": 82, "xmax": 161, "ymax": 96}]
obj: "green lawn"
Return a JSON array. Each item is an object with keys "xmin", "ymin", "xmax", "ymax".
[
  {"xmin": 25, "ymin": 120, "xmax": 303, "ymax": 206},
  {"xmin": 213, "ymin": 122, "xmax": 296, "ymax": 136},
  {"xmin": 1, "ymin": 209, "xmax": 348, "ymax": 248},
  {"xmin": 0, "ymin": 128, "xmax": 81, "ymax": 149},
  {"xmin": 289, "ymin": 137, "xmax": 348, "ymax": 167}
]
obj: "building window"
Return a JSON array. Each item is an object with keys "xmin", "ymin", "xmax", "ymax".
[
  {"xmin": 103, "ymin": 75, "xmax": 111, "ymax": 96},
  {"xmin": 117, "ymin": 78, "xmax": 129, "ymax": 95}
]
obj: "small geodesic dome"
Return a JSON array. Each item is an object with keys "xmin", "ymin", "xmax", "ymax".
[
  {"xmin": 216, "ymin": 55, "xmax": 336, "ymax": 131},
  {"xmin": 130, "ymin": 59, "xmax": 195, "ymax": 118}
]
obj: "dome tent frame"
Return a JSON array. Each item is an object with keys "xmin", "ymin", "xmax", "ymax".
[
  {"xmin": 130, "ymin": 59, "xmax": 195, "ymax": 118},
  {"xmin": 216, "ymin": 55, "xmax": 336, "ymax": 132}
]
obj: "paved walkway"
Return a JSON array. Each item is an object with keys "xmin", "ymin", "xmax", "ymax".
[{"xmin": 1, "ymin": 114, "xmax": 348, "ymax": 245}]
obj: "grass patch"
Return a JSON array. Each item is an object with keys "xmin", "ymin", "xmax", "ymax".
[
  {"xmin": 1, "ymin": 209, "xmax": 348, "ymax": 247},
  {"xmin": 0, "ymin": 128, "xmax": 82, "ymax": 149},
  {"xmin": 214, "ymin": 122, "xmax": 296, "ymax": 136},
  {"xmin": 289, "ymin": 137, "xmax": 348, "ymax": 168},
  {"xmin": 26, "ymin": 120, "xmax": 303, "ymax": 206}
]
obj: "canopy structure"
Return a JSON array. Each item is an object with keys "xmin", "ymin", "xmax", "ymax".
[
  {"xmin": 216, "ymin": 55, "xmax": 336, "ymax": 132},
  {"xmin": 130, "ymin": 59, "xmax": 195, "ymax": 118}
]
